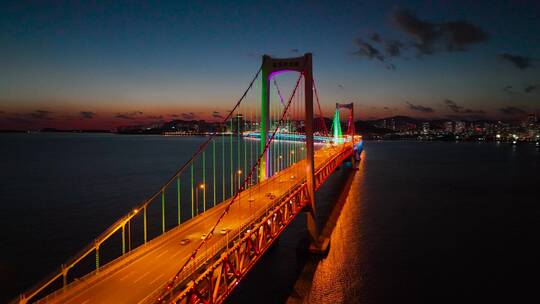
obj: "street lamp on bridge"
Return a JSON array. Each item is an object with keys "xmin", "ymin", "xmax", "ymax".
[
  {"xmin": 196, "ymin": 183, "xmax": 205, "ymax": 215},
  {"xmin": 237, "ymin": 170, "xmax": 242, "ymax": 191}
]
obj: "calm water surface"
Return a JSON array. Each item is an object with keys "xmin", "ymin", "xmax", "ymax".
[{"xmin": 1, "ymin": 134, "xmax": 538, "ymax": 303}]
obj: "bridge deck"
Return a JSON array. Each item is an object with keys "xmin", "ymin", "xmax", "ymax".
[{"xmin": 38, "ymin": 144, "xmax": 347, "ymax": 304}]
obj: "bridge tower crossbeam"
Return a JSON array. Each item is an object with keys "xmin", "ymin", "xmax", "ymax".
[{"xmin": 259, "ymin": 53, "xmax": 320, "ymax": 247}]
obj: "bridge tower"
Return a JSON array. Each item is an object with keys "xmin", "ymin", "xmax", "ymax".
[
  {"xmin": 336, "ymin": 102, "xmax": 356, "ymax": 166},
  {"xmin": 259, "ymin": 53, "xmax": 320, "ymax": 246}
]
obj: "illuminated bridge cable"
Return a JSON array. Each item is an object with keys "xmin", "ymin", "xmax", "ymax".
[
  {"xmin": 122, "ymin": 225, "xmax": 125, "ymax": 255},
  {"xmin": 244, "ymin": 113, "xmax": 247, "ymax": 183},
  {"xmin": 202, "ymin": 150, "xmax": 206, "ymax": 212},
  {"xmin": 222, "ymin": 134, "xmax": 225, "ymax": 202},
  {"xmin": 250, "ymin": 106, "xmax": 254, "ymax": 185},
  {"xmin": 177, "ymin": 176, "xmax": 181, "ymax": 225},
  {"xmin": 95, "ymin": 245, "xmax": 99, "ymax": 270},
  {"xmin": 158, "ymin": 72, "xmax": 303, "ymax": 302},
  {"xmin": 313, "ymin": 78, "xmax": 328, "ymax": 136},
  {"xmin": 161, "ymin": 190, "xmax": 165, "ymax": 233},
  {"xmin": 273, "ymin": 77, "xmax": 286, "ymax": 172},
  {"xmin": 191, "ymin": 163, "xmax": 194, "ymax": 218},
  {"xmin": 333, "ymin": 109, "xmax": 343, "ymax": 141},
  {"xmin": 213, "ymin": 139, "xmax": 216, "ymax": 207},
  {"xmin": 143, "ymin": 206, "xmax": 147, "ymax": 243},
  {"xmin": 237, "ymin": 110, "xmax": 241, "ymax": 190},
  {"xmin": 230, "ymin": 118, "xmax": 233, "ymax": 196}
]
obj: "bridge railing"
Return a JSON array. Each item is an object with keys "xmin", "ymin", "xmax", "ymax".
[{"xmin": 141, "ymin": 161, "xmax": 311, "ymax": 304}]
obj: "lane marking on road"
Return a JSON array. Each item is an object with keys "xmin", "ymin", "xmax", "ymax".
[
  {"xmin": 120, "ymin": 270, "xmax": 135, "ymax": 281},
  {"xmin": 172, "ymin": 249, "xmax": 184, "ymax": 258},
  {"xmin": 149, "ymin": 273, "xmax": 166, "ymax": 285},
  {"xmin": 133, "ymin": 271, "xmax": 151, "ymax": 284},
  {"xmin": 155, "ymin": 249, "xmax": 169, "ymax": 259}
]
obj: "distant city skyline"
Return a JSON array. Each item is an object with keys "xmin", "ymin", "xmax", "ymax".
[{"xmin": 1, "ymin": 1, "xmax": 539, "ymax": 130}]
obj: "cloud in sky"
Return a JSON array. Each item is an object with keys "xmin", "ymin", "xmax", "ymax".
[
  {"xmin": 115, "ymin": 111, "xmax": 144, "ymax": 120},
  {"xmin": 503, "ymin": 85, "xmax": 515, "ymax": 94},
  {"xmin": 353, "ymin": 39, "xmax": 385, "ymax": 61},
  {"xmin": 353, "ymin": 38, "xmax": 400, "ymax": 71},
  {"xmin": 182, "ymin": 112, "xmax": 197, "ymax": 120},
  {"xmin": 80, "ymin": 111, "xmax": 96, "ymax": 119},
  {"xmin": 499, "ymin": 106, "xmax": 526, "ymax": 115},
  {"xmin": 406, "ymin": 101, "xmax": 434, "ymax": 113},
  {"xmin": 356, "ymin": 34, "xmax": 404, "ymax": 60},
  {"xmin": 524, "ymin": 85, "xmax": 537, "ymax": 93},
  {"xmin": 386, "ymin": 63, "xmax": 396, "ymax": 71},
  {"xmin": 498, "ymin": 53, "xmax": 533, "ymax": 69},
  {"xmin": 391, "ymin": 8, "xmax": 489, "ymax": 55},
  {"xmin": 384, "ymin": 40, "xmax": 404, "ymax": 57},
  {"xmin": 212, "ymin": 111, "xmax": 223, "ymax": 119},
  {"xmin": 369, "ymin": 32, "xmax": 382, "ymax": 43},
  {"xmin": 29, "ymin": 110, "xmax": 54, "ymax": 120},
  {"xmin": 444, "ymin": 100, "xmax": 484, "ymax": 114},
  {"xmin": 0, "ymin": 110, "xmax": 55, "ymax": 126},
  {"xmin": 354, "ymin": 10, "xmax": 486, "ymax": 70}
]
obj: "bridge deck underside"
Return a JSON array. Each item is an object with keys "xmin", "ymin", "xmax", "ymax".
[{"xmin": 39, "ymin": 144, "xmax": 350, "ymax": 304}]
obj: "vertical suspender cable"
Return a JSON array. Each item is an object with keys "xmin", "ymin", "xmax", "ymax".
[
  {"xmin": 191, "ymin": 164, "xmax": 194, "ymax": 218},
  {"xmin": 236, "ymin": 109, "xmax": 242, "ymax": 191},
  {"xmin": 177, "ymin": 176, "xmax": 181, "ymax": 225},
  {"xmin": 143, "ymin": 206, "xmax": 147, "ymax": 243},
  {"xmin": 230, "ymin": 118, "xmax": 233, "ymax": 196},
  {"xmin": 161, "ymin": 190, "xmax": 165, "ymax": 233},
  {"xmin": 202, "ymin": 151, "xmax": 206, "ymax": 212},
  {"xmin": 213, "ymin": 139, "xmax": 216, "ymax": 207},
  {"xmin": 222, "ymin": 133, "xmax": 225, "ymax": 202}
]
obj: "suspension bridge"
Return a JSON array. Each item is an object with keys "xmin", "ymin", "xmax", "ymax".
[{"xmin": 14, "ymin": 53, "xmax": 363, "ymax": 304}]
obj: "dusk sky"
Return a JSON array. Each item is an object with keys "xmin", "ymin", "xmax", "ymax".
[{"xmin": 1, "ymin": 0, "xmax": 539, "ymax": 129}]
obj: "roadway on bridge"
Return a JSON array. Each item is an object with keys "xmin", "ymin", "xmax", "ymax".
[{"xmin": 38, "ymin": 144, "xmax": 345, "ymax": 304}]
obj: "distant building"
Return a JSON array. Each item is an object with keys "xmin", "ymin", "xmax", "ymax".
[
  {"xmin": 444, "ymin": 121, "xmax": 453, "ymax": 133},
  {"xmin": 231, "ymin": 114, "xmax": 245, "ymax": 134},
  {"xmin": 527, "ymin": 113, "xmax": 537, "ymax": 126},
  {"xmin": 455, "ymin": 121, "xmax": 466, "ymax": 134},
  {"xmin": 389, "ymin": 118, "xmax": 396, "ymax": 131},
  {"xmin": 381, "ymin": 118, "xmax": 396, "ymax": 131},
  {"xmin": 422, "ymin": 122, "xmax": 430, "ymax": 134}
]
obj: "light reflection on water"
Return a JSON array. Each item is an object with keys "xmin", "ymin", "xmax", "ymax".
[{"xmin": 306, "ymin": 153, "xmax": 365, "ymax": 303}]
